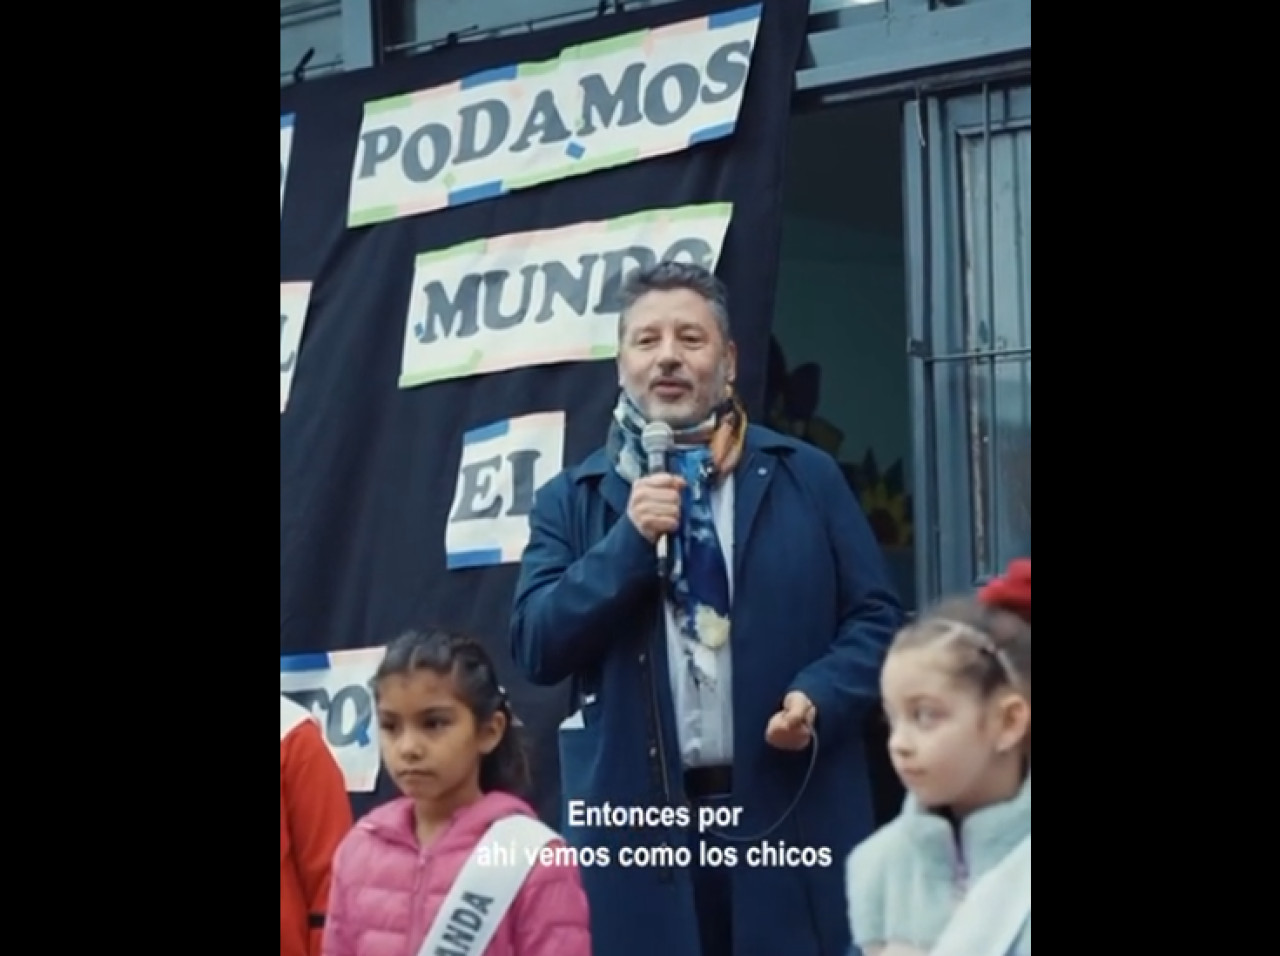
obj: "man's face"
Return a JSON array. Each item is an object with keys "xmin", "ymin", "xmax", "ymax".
[{"xmin": 617, "ymin": 288, "xmax": 736, "ymax": 428}]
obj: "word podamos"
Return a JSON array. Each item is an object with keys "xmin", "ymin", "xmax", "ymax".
[
  {"xmin": 347, "ymin": 4, "xmax": 762, "ymax": 226},
  {"xmin": 398, "ymin": 202, "xmax": 733, "ymax": 389}
]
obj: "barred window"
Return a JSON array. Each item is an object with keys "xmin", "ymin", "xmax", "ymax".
[
  {"xmin": 907, "ymin": 82, "xmax": 1030, "ymax": 598},
  {"xmin": 959, "ymin": 110, "xmax": 1030, "ymax": 578}
]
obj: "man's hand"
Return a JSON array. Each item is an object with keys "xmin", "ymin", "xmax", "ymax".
[
  {"xmin": 626, "ymin": 474, "xmax": 685, "ymax": 543},
  {"xmin": 765, "ymin": 691, "xmax": 816, "ymax": 751}
]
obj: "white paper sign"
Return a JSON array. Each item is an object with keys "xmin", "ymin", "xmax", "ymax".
[
  {"xmin": 398, "ymin": 201, "xmax": 733, "ymax": 389},
  {"xmin": 446, "ymin": 411, "xmax": 566, "ymax": 569},
  {"xmin": 280, "ymin": 281, "xmax": 313, "ymax": 414},
  {"xmin": 281, "ymin": 646, "xmax": 386, "ymax": 793},
  {"xmin": 347, "ymin": 4, "xmax": 761, "ymax": 226},
  {"xmin": 281, "ymin": 114, "xmax": 295, "ymax": 217}
]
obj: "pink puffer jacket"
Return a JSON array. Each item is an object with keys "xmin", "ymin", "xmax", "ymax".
[{"xmin": 322, "ymin": 791, "xmax": 591, "ymax": 956}]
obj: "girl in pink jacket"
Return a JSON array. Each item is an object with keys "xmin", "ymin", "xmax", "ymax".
[{"xmin": 322, "ymin": 628, "xmax": 592, "ymax": 956}]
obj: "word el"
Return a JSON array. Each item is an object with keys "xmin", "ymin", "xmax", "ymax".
[{"xmin": 445, "ymin": 411, "xmax": 566, "ymax": 570}]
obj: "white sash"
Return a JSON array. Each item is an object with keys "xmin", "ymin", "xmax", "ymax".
[
  {"xmin": 415, "ymin": 814, "xmax": 560, "ymax": 956},
  {"xmin": 930, "ymin": 835, "xmax": 1030, "ymax": 956}
]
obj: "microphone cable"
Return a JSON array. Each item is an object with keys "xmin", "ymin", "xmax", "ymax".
[
  {"xmin": 696, "ymin": 726, "xmax": 829, "ymax": 955},
  {"xmin": 699, "ymin": 725, "xmax": 819, "ymax": 843}
]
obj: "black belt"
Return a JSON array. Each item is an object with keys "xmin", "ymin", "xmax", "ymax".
[{"xmin": 684, "ymin": 765, "xmax": 733, "ymax": 798}]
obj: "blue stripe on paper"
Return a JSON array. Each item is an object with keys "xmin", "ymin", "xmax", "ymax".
[{"xmin": 709, "ymin": 4, "xmax": 761, "ymax": 29}]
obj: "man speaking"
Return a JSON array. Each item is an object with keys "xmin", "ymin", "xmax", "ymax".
[{"xmin": 510, "ymin": 261, "xmax": 902, "ymax": 956}]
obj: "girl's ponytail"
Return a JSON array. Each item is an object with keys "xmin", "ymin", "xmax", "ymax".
[{"xmin": 480, "ymin": 696, "xmax": 532, "ymax": 796}]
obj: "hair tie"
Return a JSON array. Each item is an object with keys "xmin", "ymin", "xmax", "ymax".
[
  {"xmin": 938, "ymin": 619, "xmax": 1017, "ymax": 681},
  {"xmin": 496, "ymin": 686, "xmax": 524, "ymax": 726},
  {"xmin": 978, "ymin": 558, "xmax": 1030, "ymax": 622}
]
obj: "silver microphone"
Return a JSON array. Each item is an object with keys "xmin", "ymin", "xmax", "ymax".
[{"xmin": 640, "ymin": 421, "xmax": 675, "ymax": 568}]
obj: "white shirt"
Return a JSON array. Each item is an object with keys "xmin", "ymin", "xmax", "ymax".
[{"xmin": 663, "ymin": 475, "xmax": 735, "ymax": 768}]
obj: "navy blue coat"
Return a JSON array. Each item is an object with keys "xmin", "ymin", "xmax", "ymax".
[{"xmin": 510, "ymin": 424, "xmax": 903, "ymax": 956}]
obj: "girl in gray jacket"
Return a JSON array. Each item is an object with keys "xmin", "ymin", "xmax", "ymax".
[{"xmin": 846, "ymin": 560, "xmax": 1031, "ymax": 956}]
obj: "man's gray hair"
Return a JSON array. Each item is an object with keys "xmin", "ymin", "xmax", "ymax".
[{"xmin": 617, "ymin": 260, "xmax": 731, "ymax": 341}]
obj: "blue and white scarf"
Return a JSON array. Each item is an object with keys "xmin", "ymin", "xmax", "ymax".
[{"xmin": 607, "ymin": 391, "xmax": 744, "ymax": 653}]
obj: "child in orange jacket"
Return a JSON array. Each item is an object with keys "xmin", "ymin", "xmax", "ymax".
[{"xmin": 282, "ymin": 695, "xmax": 353, "ymax": 956}]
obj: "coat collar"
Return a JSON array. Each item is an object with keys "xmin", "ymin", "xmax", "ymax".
[
  {"xmin": 901, "ymin": 774, "xmax": 1032, "ymax": 876},
  {"xmin": 572, "ymin": 423, "xmax": 797, "ymax": 481}
]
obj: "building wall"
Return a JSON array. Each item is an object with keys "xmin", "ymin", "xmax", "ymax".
[
  {"xmin": 281, "ymin": 0, "xmax": 1028, "ymax": 88},
  {"xmin": 281, "ymin": 1, "xmax": 344, "ymax": 82}
]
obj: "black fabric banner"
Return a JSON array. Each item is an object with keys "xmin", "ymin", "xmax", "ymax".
[{"xmin": 280, "ymin": 0, "xmax": 808, "ymax": 823}]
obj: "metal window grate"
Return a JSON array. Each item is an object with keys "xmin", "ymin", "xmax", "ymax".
[{"xmin": 906, "ymin": 80, "xmax": 1030, "ymax": 598}]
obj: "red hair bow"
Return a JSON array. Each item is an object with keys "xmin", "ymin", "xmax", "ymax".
[{"xmin": 978, "ymin": 558, "xmax": 1031, "ymax": 622}]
